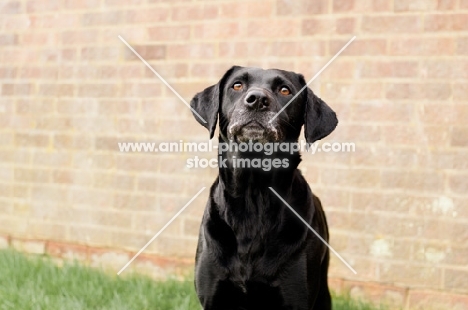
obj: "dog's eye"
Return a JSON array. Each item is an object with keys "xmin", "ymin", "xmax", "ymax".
[
  {"xmin": 280, "ymin": 87, "xmax": 291, "ymax": 96},
  {"xmin": 232, "ymin": 82, "xmax": 243, "ymax": 91}
]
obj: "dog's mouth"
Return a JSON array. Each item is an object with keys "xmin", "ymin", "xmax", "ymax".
[
  {"xmin": 228, "ymin": 119, "xmax": 281, "ymax": 144},
  {"xmin": 242, "ymin": 120, "xmax": 264, "ymax": 130}
]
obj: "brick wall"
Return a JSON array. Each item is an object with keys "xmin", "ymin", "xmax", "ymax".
[{"xmin": 1, "ymin": 0, "xmax": 467, "ymax": 308}]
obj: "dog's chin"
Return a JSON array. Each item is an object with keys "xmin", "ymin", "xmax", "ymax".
[
  {"xmin": 235, "ymin": 127, "xmax": 269, "ymax": 144},
  {"xmin": 229, "ymin": 122, "xmax": 281, "ymax": 144}
]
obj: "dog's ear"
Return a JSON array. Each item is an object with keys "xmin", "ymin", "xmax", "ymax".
[
  {"xmin": 190, "ymin": 84, "xmax": 219, "ymax": 139},
  {"xmin": 190, "ymin": 66, "xmax": 240, "ymax": 139},
  {"xmin": 304, "ymin": 87, "xmax": 338, "ymax": 144}
]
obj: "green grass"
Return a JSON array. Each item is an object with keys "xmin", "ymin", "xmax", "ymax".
[{"xmin": 0, "ymin": 249, "xmax": 384, "ymax": 310}]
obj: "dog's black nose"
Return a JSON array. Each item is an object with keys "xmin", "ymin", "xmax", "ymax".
[{"xmin": 244, "ymin": 90, "xmax": 270, "ymax": 111}]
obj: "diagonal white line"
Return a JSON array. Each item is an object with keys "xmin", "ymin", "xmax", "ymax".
[
  {"xmin": 117, "ymin": 187, "xmax": 207, "ymax": 275},
  {"xmin": 269, "ymin": 36, "xmax": 356, "ymax": 123},
  {"xmin": 118, "ymin": 35, "xmax": 207, "ymax": 124},
  {"xmin": 268, "ymin": 187, "xmax": 357, "ymax": 275}
]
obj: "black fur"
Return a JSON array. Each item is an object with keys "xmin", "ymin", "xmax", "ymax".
[{"xmin": 190, "ymin": 66, "xmax": 337, "ymax": 310}]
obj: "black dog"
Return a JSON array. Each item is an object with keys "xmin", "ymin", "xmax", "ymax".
[{"xmin": 190, "ymin": 66, "xmax": 337, "ymax": 310}]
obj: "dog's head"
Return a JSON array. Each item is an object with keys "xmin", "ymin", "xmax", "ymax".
[{"xmin": 190, "ymin": 66, "xmax": 338, "ymax": 144}]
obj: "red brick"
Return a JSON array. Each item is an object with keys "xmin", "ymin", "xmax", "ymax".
[
  {"xmin": 124, "ymin": 45, "xmax": 166, "ymax": 61},
  {"xmin": 137, "ymin": 176, "xmax": 159, "ymax": 192},
  {"xmin": 47, "ymin": 241, "xmax": 89, "ymax": 262},
  {"xmin": 190, "ymin": 63, "xmax": 231, "ymax": 80},
  {"xmin": 271, "ymin": 41, "xmax": 325, "ymax": 58},
  {"xmin": 114, "ymin": 193, "xmax": 157, "ymax": 211},
  {"xmin": 453, "ymin": 83, "xmax": 468, "ymax": 100},
  {"xmin": 371, "ymin": 0, "xmax": 393, "ymax": 11},
  {"xmin": 166, "ymin": 43, "xmax": 216, "ymax": 59},
  {"xmin": 385, "ymin": 83, "xmax": 451, "ymax": 100},
  {"xmin": 121, "ymin": 83, "xmax": 162, "ymax": 98},
  {"xmin": 56, "ymin": 99, "xmax": 97, "ymax": 115},
  {"xmin": 18, "ymin": 67, "xmax": 58, "ymax": 80},
  {"xmin": 322, "ymin": 82, "xmax": 383, "ymax": 100},
  {"xmin": 148, "ymin": 26, "xmax": 191, "ymax": 42},
  {"xmin": 448, "ymin": 173, "xmax": 468, "ymax": 195},
  {"xmin": 343, "ymin": 280, "xmax": 408, "ymax": 307},
  {"xmin": 333, "ymin": 0, "xmax": 354, "ymax": 12},
  {"xmin": 381, "ymin": 124, "xmax": 449, "ymax": 146},
  {"xmin": 118, "ymin": 64, "xmax": 144, "ymax": 79},
  {"xmin": 81, "ymin": 47, "xmax": 119, "ymax": 61},
  {"xmin": 153, "ymin": 236, "xmax": 197, "ymax": 258},
  {"xmin": 321, "ymin": 168, "xmax": 380, "ymax": 188},
  {"xmin": 443, "ymin": 269, "xmax": 468, "ymax": 292},
  {"xmin": 36, "ymin": 117, "xmax": 72, "ymax": 131},
  {"xmin": 247, "ymin": 20, "xmax": 300, "ymax": 38},
  {"xmin": 115, "ymin": 154, "xmax": 160, "ymax": 171},
  {"xmin": 146, "ymin": 63, "xmax": 188, "ymax": 79},
  {"xmin": 394, "ymin": 0, "xmax": 437, "ymax": 11},
  {"xmin": 329, "ymin": 124, "xmax": 381, "ymax": 143},
  {"xmin": 302, "ymin": 18, "xmax": 337, "ymax": 36},
  {"xmin": 61, "ymin": 30, "xmax": 98, "ymax": 45},
  {"xmin": 14, "ymin": 168, "xmax": 50, "ymax": 183},
  {"xmin": 31, "ymin": 185, "xmax": 69, "ymax": 203},
  {"xmin": 330, "ymin": 39, "xmax": 386, "ymax": 56},
  {"xmin": 419, "ymin": 103, "xmax": 455, "ymax": 124},
  {"xmin": 319, "ymin": 61, "xmax": 355, "ymax": 79},
  {"xmin": 446, "ymin": 239, "xmax": 468, "ymax": 263},
  {"xmin": 15, "ymin": 133, "xmax": 49, "ymax": 148},
  {"xmin": 362, "ymin": 15, "xmax": 422, "ymax": 33},
  {"xmin": 97, "ymin": 99, "xmax": 139, "ymax": 114},
  {"xmin": 421, "ymin": 60, "xmax": 468, "ymax": 79},
  {"xmin": 33, "ymin": 151, "xmax": 72, "ymax": 167},
  {"xmin": 81, "ymin": 11, "xmax": 124, "ymax": 26},
  {"xmin": 380, "ymin": 262, "xmax": 442, "ymax": 287},
  {"xmin": 104, "ymin": 0, "xmax": 143, "ymax": 6},
  {"xmin": 451, "ymin": 127, "xmax": 468, "ymax": 147},
  {"xmin": 1, "ymin": 83, "xmax": 32, "ymax": 96},
  {"xmin": 0, "ymin": 1, "xmax": 21, "ymax": 14},
  {"xmin": 62, "ymin": 0, "xmax": 98, "ymax": 9},
  {"xmin": 33, "ymin": 13, "xmax": 80, "ymax": 28},
  {"xmin": 38, "ymin": 84, "xmax": 75, "ymax": 97},
  {"xmin": 438, "ymin": 0, "xmax": 457, "ymax": 9},
  {"xmin": 71, "ymin": 188, "xmax": 114, "ymax": 207},
  {"xmin": 0, "ymin": 67, "xmax": 17, "ymax": 79},
  {"xmin": 193, "ymin": 23, "xmax": 240, "ymax": 40},
  {"xmin": 16, "ymin": 99, "xmax": 53, "ymax": 114},
  {"xmin": 53, "ymin": 134, "xmax": 93, "ymax": 150},
  {"xmin": 171, "ymin": 4, "xmax": 218, "ymax": 21},
  {"xmin": 116, "ymin": 119, "xmax": 159, "ymax": 134},
  {"xmin": 51, "ymin": 169, "xmax": 73, "ymax": 184},
  {"xmin": 0, "ymin": 34, "xmax": 18, "ymax": 45},
  {"xmin": 408, "ymin": 290, "xmax": 468, "ymax": 309},
  {"xmin": 103, "ymin": 27, "xmax": 147, "ymax": 43},
  {"xmin": 361, "ymin": 60, "xmax": 418, "ymax": 78},
  {"xmin": 126, "ymin": 8, "xmax": 169, "ymax": 24},
  {"xmin": 21, "ymin": 32, "xmax": 58, "ymax": 45},
  {"xmin": 424, "ymin": 14, "xmax": 468, "ymax": 31},
  {"xmin": 26, "ymin": 0, "xmax": 59, "ymax": 12},
  {"xmin": 336, "ymin": 17, "xmax": 356, "ymax": 34},
  {"xmin": 390, "ymin": 37, "xmax": 455, "ymax": 56},
  {"xmin": 163, "ymin": 81, "xmax": 209, "ymax": 102},
  {"xmin": 349, "ymin": 101, "xmax": 414, "ymax": 123},
  {"xmin": 276, "ymin": 0, "xmax": 329, "ymax": 15},
  {"xmin": 78, "ymin": 84, "xmax": 119, "ymax": 97},
  {"xmin": 183, "ymin": 218, "xmax": 200, "ymax": 237},
  {"xmin": 382, "ymin": 170, "xmax": 444, "ymax": 191}
]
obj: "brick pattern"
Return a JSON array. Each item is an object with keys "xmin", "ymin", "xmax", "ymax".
[{"xmin": 1, "ymin": 0, "xmax": 467, "ymax": 307}]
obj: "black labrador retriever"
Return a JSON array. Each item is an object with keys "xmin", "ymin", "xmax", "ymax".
[{"xmin": 190, "ymin": 66, "xmax": 338, "ymax": 310}]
